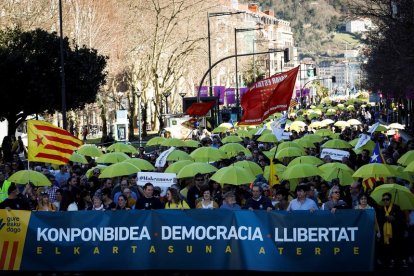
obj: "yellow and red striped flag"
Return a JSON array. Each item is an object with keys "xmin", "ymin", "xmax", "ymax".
[{"xmin": 27, "ymin": 120, "xmax": 82, "ymax": 165}]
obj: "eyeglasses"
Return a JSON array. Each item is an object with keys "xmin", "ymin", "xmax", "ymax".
[{"xmin": 382, "ymin": 198, "xmax": 390, "ymax": 202}]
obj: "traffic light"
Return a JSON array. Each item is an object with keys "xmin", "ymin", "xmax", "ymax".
[
  {"xmin": 283, "ymin": 48, "xmax": 290, "ymax": 63},
  {"xmin": 331, "ymin": 76, "xmax": 336, "ymax": 83}
]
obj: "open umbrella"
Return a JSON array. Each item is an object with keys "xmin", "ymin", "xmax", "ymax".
[
  {"xmin": 294, "ymin": 138, "xmax": 316, "ymax": 149},
  {"xmin": 77, "ymin": 144, "xmax": 103, "ymax": 157},
  {"xmin": 212, "ymin": 126, "xmax": 228, "ymax": 133},
  {"xmin": 85, "ymin": 165, "xmax": 107, "ymax": 178},
  {"xmin": 177, "ymin": 162, "xmax": 218, "ymax": 179},
  {"xmin": 164, "ymin": 160, "xmax": 194, "ymax": 174},
  {"xmin": 282, "ymin": 163, "xmax": 322, "ymax": 180},
  {"xmin": 264, "ymin": 164, "xmax": 286, "ymax": 181},
  {"xmin": 190, "ymin": 147, "xmax": 226, "ymax": 162},
  {"xmin": 210, "ymin": 166, "xmax": 255, "ymax": 186},
  {"xmin": 96, "ymin": 152, "xmax": 130, "ymax": 164},
  {"xmin": 390, "ymin": 165, "xmax": 412, "ymax": 183},
  {"xmin": 69, "ymin": 152, "xmax": 88, "ymax": 164},
  {"xmin": 319, "ymin": 162, "xmax": 354, "ymax": 173},
  {"xmin": 275, "ymin": 147, "xmax": 305, "ymax": 160},
  {"xmin": 320, "ymin": 118, "xmax": 335, "ymax": 126},
  {"xmin": 353, "ymin": 163, "xmax": 395, "ymax": 179},
  {"xmin": 218, "ymin": 122, "xmax": 233, "ymax": 129},
  {"xmin": 146, "ymin": 136, "xmax": 166, "ymax": 146},
  {"xmin": 8, "ymin": 170, "xmax": 51, "ymax": 186},
  {"xmin": 315, "ymin": 129, "xmax": 334, "ymax": 137},
  {"xmin": 166, "ymin": 149, "xmax": 193, "ymax": 161},
  {"xmin": 220, "ymin": 143, "xmax": 251, "ymax": 158},
  {"xmin": 301, "ymin": 134, "xmax": 324, "ymax": 144},
  {"xmin": 321, "ymin": 139, "xmax": 352, "ymax": 149},
  {"xmin": 233, "ymin": 160, "xmax": 263, "ymax": 176},
  {"xmin": 347, "ymin": 119, "xmax": 362, "ymax": 125},
  {"xmin": 122, "ymin": 158, "xmax": 155, "ymax": 171},
  {"xmin": 184, "ymin": 140, "xmax": 200, "ymax": 148},
  {"xmin": 334, "ymin": 121, "xmax": 350, "ymax": 128},
  {"xmin": 403, "ymin": 161, "xmax": 414, "ymax": 173},
  {"xmin": 388, "ymin": 123, "xmax": 405, "ymax": 130},
  {"xmin": 98, "ymin": 162, "xmax": 140, "ymax": 178},
  {"xmin": 288, "ymin": 156, "xmax": 323, "ymax": 166},
  {"xmin": 370, "ymin": 184, "xmax": 414, "ymax": 210},
  {"xmin": 277, "ymin": 141, "xmax": 304, "ymax": 152},
  {"xmin": 397, "ymin": 150, "xmax": 414, "ymax": 166},
  {"xmin": 221, "ymin": 135, "xmax": 243, "ymax": 144},
  {"xmin": 107, "ymin": 143, "xmax": 137, "ymax": 154},
  {"xmin": 235, "ymin": 129, "xmax": 252, "ymax": 138},
  {"xmin": 321, "ymin": 168, "xmax": 354, "ymax": 186},
  {"xmin": 161, "ymin": 138, "xmax": 186, "ymax": 148},
  {"xmin": 309, "ymin": 121, "xmax": 323, "ymax": 129},
  {"xmin": 257, "ymin": 133, "xmax": 279, "ymax": 143}
]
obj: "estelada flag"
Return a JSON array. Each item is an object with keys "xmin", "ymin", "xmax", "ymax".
[
  {"xmin": 186, "ymin": 101, "xmax": 215, "ymax": 116},
  {"xmin": 27, "ymin": 120, "xmax": 83, "ymax": 165},
  {"xmin": 239, "ymin": 66, "xmax": 299, "ymax": 125}
]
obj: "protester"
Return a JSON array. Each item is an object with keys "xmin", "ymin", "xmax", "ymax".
[
  {"xmin": 220, "ymin": 191, "xmax": 241, "ymax": 210},
  {"xmin": 165, "ymin": 187, "xmax": 190, "ymax": 209},
  {"xmin": 244, "ymin": 184, "xmax": 274, "ymax": 211},
  {"xmin": 135, "ymin": 183, "xmax": 163, "ymax": 210},
  {"xmin": 287, "ymin": 184, "xmax": 318, "ymax": 212},
  {"xmin": 0, "ymin": 183, "xmax": 30, "ymax": 210}
]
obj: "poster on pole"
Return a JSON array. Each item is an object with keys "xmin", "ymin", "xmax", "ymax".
[{"xmin": 137, "ymin": 172, "xmax": 176, "ymax": 196}]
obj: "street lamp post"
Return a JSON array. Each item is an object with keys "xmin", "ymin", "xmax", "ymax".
[
  {"xmin": 208, "ymin": 11, "xmax": 244, "ymax": 127},
  {"xmin": 163, "ymin": 92, "xmax": 171, "ymax": 114},
  {"xmin": 58, "ymin": 0, "xmax": 67, "ymax": 130},
  {"xmin": 136, "ymin": 89, "xmax": 142, "ymax": 147},
  {"xmin": 235, "ymin": 27, "xmax": 262, "ymax": 120},
  {"xmin": 179, "ymin": 92, "xmax": 186, "ymax": 113}
]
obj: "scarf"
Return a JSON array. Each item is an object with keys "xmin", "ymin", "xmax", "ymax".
[{"xmin": 383, "ymin": 203, "xmax": 393, "ymax": 244}]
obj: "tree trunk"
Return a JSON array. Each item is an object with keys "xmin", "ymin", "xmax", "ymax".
[
  {"xmin": 6, "ymin": 115, "xmax": 17, "ymax": 137},
  {"xmin": 100, "ymin": 106, "xmax": 108, "ymax": 142},
  {"xmin": 142, "ymin": 101, "xmax": 148, "ymax": 137}
]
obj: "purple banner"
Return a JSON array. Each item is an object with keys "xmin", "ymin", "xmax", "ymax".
[
  {"xmin": 240, "ymin": 87, "xmax": 249, "ymax": 102},
  {"xmin": 225, "ymin": 88, "xmax": 236, "ymax": 105},
  {"xmin": 196, "ymin": 86, "xmax": 209, "ymax": 97},
  {"xmin": 214, "ymin": 86, "xmax": 226, "ymax": 105}
]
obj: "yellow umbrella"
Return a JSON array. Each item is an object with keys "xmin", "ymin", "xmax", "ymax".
[
  {"xmin": 235, "ymin": 129, "xmax": 252, "ymax": 138},
  {"xmin": 212, "ymin": 126, "xmax": 228, "ymax": 133},
  {"xmin": 85, "ymin": 165, "xmax": 107, "ymax": 178},
  {"xmin": 122, "ymin": 158, "xmax": 155, "ymax": 171},
  {"xmin": 69, "ymin": 152, "xmax": 88, "ymax": 164},
  {"xmin": 277, "ymin": 141, "xmax": 304, "ymax": 152},
  {"xmin": 164, "ymin": 160, "xmax": 194, "ymax": 174},
  {"xmin": 288, "ymin": 156, "xmax": 323, "ymax": 166},
  {"xmin": 190, "ymin": 147, "xmax": 226, "ymax": 162},
  {"xmin": 319, "ymin": 163, "xmax": 354, "ymax": 173},
  {"xmin": 275, "ymin": 147, "xmax": 305, "ymax": 160},
  {"xmin": 352, "ymin": 140, "xmax": 376, "ymax": 155},
  {"xmin": 161, "ymin": 138, "xmax": 186, "ymax": 147},
  {"xmin": 347, "ymin": 119, "xmax": 362, "ymax": 125},
  {"xmin": 98, "ymin": 162, "xmax": 140, "ymax": 178},
  {"xmin": 77, "ymin": 144, "xmax": 103, "ymax": 157},
  {"xmin": 334, "ymin": 121, "xmax": 350, "ymax": 128},
  {"xmin": 146, "ymin": 136, "xmax": 166, "ymax": 146},
  {"xmin": 321, "ymin": 168, "xmax": 354, "ymax": 186},
  {"xmin": 233, "ymin": 160, "xmax": 263, "ymax": 176},
  {"xmin": 257, "ymin": 133, "xmax": 278, "ymax": 143},
  {"xmin": 309, "ymin": 121, "xmax": 323, "ymax": 129},
  {"xmin": 96, "ymin": 152, "xmax": 130, "ymax": 164},
  {"xmin": 294, "ymin": 138, "xmax": 316, "ymax": 149},
  {"xmin": 221, "ymin": 136, "xmax": 243, "ymax": 144},
  {"xmin": 107, "ymin": 143, "xmax": 137, "ymax": 154},
  {"xmin": 370, "ymin": 184, "xmax": 414, "ymax": 210},
  {"xmin": 353, "ymin": 163, "xmax": 395, "ymax": 179},
  {"xmin": 220, "ymin": 143, "xmax": 251, "ymax": 158},
  {"xmin": 282, "ymin": 163, "xmax": 322, "ymax": 180},
  {"xmin": 301, "ymin": 134, "xmax": 323, "ymax": 143},
  {"xmin": 315, "ymin": 129, "xmax": 334, "ymax": 137},
  {"xmin": 166, "ymin": 149, "xmax": 193, "ymax": 161},
  {"xmin": 210, "ymin": 166, "xmax": 255, "ymax": 186},
  {"xmin": 397, "ymin": 150, "xmax": 414, "ymax": 166},
  {"xmin": 8, "ymin": 170, "xmax": 51, "ymax": 186},
  {"xmin": 184, "ymin": 140, "xmax": 200, "ymax": 148},
  {"xmin": 390, "ymin": 165, "xmax": 412, "ymax": 183},
  {"xmin": 320, "ymin": 118, "xmax": 334, "ymax": 126},
  {"xmin": 388, "ymin": 123, "xmax": 405, "ymax": 130},
  {"xmin": 404, "ymin": 161, "xmax": 414, "ymax": 173},
  {"xmin": 264, "ymin": 164, "xmax": 286, "ymax": 181},
  {"xmin": 218, "ymin": 122, "xmax": 233, "ymax": 129},
  {"xmin": 177, "ymin": 162, "xmax": 218, "ymax": 179},
  {"xmin": 321, "ymin": 139, "xmax": 352, "ymax": 149}
]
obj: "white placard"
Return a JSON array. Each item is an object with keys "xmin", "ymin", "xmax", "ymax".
[
  {"xmin": 320, "ymin": 148, "xmax": 350, "ymax": 161},
  {"xmin": 155, "ymin": 147, "xmax": 176, "ymax": 168},
  {"xmin": 355, "ymin": 134, "xmax": 371, "ymax": 150},
  {"xmin": 136, "ymin": 172, "xmax": 177, "ymax": 196}
]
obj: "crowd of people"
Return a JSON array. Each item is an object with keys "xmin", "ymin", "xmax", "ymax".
[{"xmin": 1, "ymin": 101, "xmax": 414, "ymax": 270}]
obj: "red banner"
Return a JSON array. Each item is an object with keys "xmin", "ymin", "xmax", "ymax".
[
  {"xmin": 185, "ymin": 101, "xmax": 215, "ymax": 116},
  {"xmin": 239, "ymin": 66, "xmax": 299, "ymax": 125}
]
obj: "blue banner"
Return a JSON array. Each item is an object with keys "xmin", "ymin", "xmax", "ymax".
[{"xmin": 1, "ymin": 209, "xmax": 376, "ymax": 272}]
